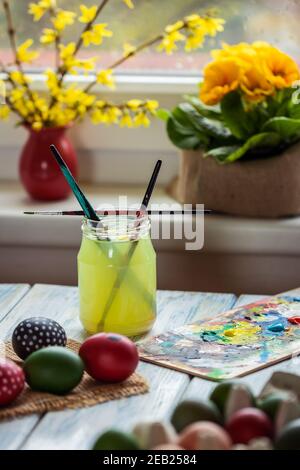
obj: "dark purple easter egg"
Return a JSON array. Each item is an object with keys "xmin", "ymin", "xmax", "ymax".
[{"xmin": 12, "ymin": 317, "xmax": 67, "ymax": 360}]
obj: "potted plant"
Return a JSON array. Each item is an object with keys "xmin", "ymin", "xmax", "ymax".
[
  {"xmin": 162, "ymin": 41, "xmax": 300, "ymax": 218},
  {"xmin": 0, "ymin": 0, "xmax": 224, "ymax": 201}
]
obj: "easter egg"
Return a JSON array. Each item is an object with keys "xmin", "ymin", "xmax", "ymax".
[
  {"xmin": 12, "ymin": 317, "xmax": 67, "ymax": 360},
  {"xmin": 79, "ymin": 333, "xmax": 138, "ymax": 383},
  {"xmin": 226, "ymin": 407, "xmax": 273, "ymax": 444},
  {"xmin": 275, "ymin": 418, "xmax": 300, "ymax": 450},
  {"xmin": 225, "ymin": 384, "xmax": 255, "ymax": 421},
  {"xmin": 133, "ymin": 421, "xmax": 177, "ymax": 449},
  {"xmin": 93, "ymin": 430, "xmax": 140, "ymax": 450},
  {"xmin": 0, "ymin": 359, "xmax": 25, "ymax": 406},
  {"xmin": 171, "ymin": 399, "xmax": 222, "ymax": 432},
  {"xmin": 178, "ymin": 421, "xmax": 232, "ymax": 450},
  {"xmin": 151, "ymin": 444, "xmax": 184, "ymax": 450},
  {"xmin": 24, "ymin": 346, "xmax": 84, "ymax": 395},
  {"xmin": 210, "ymin": 381, "xmax": 254, "ymax": 414},
  {"xmin": 257, "ymin": 394, "xmax": 286, "ymax": 421}
]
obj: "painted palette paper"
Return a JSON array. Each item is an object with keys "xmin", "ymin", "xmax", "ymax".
[{"xmin": 138, "ymin": 295, "xmax": 300, "ymax": 381}]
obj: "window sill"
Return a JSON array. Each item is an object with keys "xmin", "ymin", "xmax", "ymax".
[{"xmin": 1, "ymin": 181, "xmax": 300, "ymax": 256}]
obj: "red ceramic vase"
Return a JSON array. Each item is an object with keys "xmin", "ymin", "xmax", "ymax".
[{"xmin": 19, "ymin": 126, "xmax": 78, "ymax": 201}]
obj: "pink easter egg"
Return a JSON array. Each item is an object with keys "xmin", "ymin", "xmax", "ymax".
[
  {"xmin": 0, "ymin": 359, "xmax": 25, "ymax": 406},
  {"xmin": 178, "ymin": 421, "xmax": 232, "ymax": 450}
]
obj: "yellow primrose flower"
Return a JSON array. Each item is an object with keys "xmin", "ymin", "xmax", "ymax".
[
  {"xmin": 123, "ymin": 0, "xmax": 134, "ymax": 8},
  {"xmin": 240, "ymin": 65, "xmax": 274, "ymax": 102},
  {"xmin": 165, "ymin": 21, "xmax": 184, "ymax": 34},
  {"xmin": 40, "ymin": 28, "xmax": 57, "ymax": 45},
  {"xmin": 0, "ymin": 105, "xmax": 10, "ymax": 120},
  {"xmin": 79, "ymin": 5, "xmax": 98, "ymax": 23},
  {"xmin": 126, "ymin": 99, "xmax": 143, "ymax": 110},
  {"xmin": 259, "ymin": 45, "xmax": 300, "ymax": 89},
  {"xmin": 120, "ymin": 113, "xmax": 133, "ymax": 127},
  {"xmin": 212, "ymin": 42, "xmax": 257, "ymax": 66},
  {"xmin": 96, "ymin": 69, "xmax": 115, "ymax": 89},
  {"xmin": 17, "ymin": 40, "xmax": 39, "ymax": 63},
  {"xmin": 52, "ymin": 10, "xmax": 76, "ymax": 31},
  {"xmin": 157, "ymin": 30, "xmax": 185, "ymax": 55},
  {"xmin": 134, "ymin": 112, "xmax": 150, "ymax": 127},
  {"xmin": 81, "ymin": 24, "xmax": 113, "ymax": 47},
  {"xmin": 123, "ymin": 43, "xmax": 136, "ymax": 58},
  {"xmin": 200, "ymin": 58, "xmax": 242, "ymax": 105}
]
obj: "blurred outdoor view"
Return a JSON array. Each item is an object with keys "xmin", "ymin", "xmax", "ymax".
[{"xmin": 0, "ymin": 0, "xmax": 299, "ymax": 75}]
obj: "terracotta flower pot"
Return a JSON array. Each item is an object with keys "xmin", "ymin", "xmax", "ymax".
[
  {"xmin": 19, "ymin": 126, "xmax": 77, "ymax": 201},
  {"xmin": 168, "ymin": 143, "xmax": 300, "ymax": 218}
]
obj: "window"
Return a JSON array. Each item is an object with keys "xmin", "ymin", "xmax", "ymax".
[{"xmin": 0, "ymin": 0, "xmax": 299, "ymax": 76}]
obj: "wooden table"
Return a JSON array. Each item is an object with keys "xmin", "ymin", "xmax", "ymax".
[{"xmin": 0, "ymin": 283, "xmax": 298, "ymax": 450}]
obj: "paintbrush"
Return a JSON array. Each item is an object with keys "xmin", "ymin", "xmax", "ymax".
[
  {"xmin": 97, "ymin": 160, "xmax": 162, "ymax": 331},
  {"xmin": 24, "ymin": 209, "xmax": 211, "ymax": 216}
]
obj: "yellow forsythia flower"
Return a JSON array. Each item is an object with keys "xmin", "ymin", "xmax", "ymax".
[
  {"xmin": 52, "ymin": 10, "xmax": 76, "ymax": 31},
  {"xmin": 79, "ymin": 5, "xmax": 98, "ymax": 23},
  {"xmin": 40, "ymin": 28, "xmax": 57, "ymax": 45},
  {"xmin": 0, "ymin": 105, "xmax": 10, "ymax": 120},
  {"xmin": 200, "ymin": 58, "xmax": 242, "ymax": 105},
  {"xmin": 17, "ymin": 40, "xmax": 39, "ymax": 63},
  {"xmin": 28, "ymin": 1, "xmax": 56, "ymax": 21},
  {"xmin": 202, "ymin": 17, "xmax": 225, "ymax": 37},
  {"xmin": 32, "ymin": 121, "xmax": 43, "ymax": 131},
  {"xmin": 120, "ymin": 113, "xmax": 133, "ymax": 127},
  {"xmin": 157, "ymin": 31, "xmax": 185, "ymax": 55},
  {"xmin": 126, "ymin": 99, "xmax": 143, "ymax": 110},
  {"xmin": 81, "ymin": 24, "xmax": 113, "ymax": 47},
  {"xmin": 123, "ymin": 43, "xmax": 136, "ymax": 58},
  {"xmin": 9, "ymin": 71, "xmax": 31, "ymax": 85},
  {"xmin": 45, "ymin": 69, "xmax": 60, "ymax": 96},
  {"xmin": 165, "ymin": 21, "xmax": 184, "ymax": 34},
  {"xmin": 145, "ymin": 100, "xmax": 159, "ymax": 112},
  {"xmin": 9, "ymin": 88, "xmax": 26, "ymax": 103},
  {"xmin": 59, "ymin": 43, "xmax": 77, "ymax": 70},
  {"xmin": 134, "ymin": 112, "xmax": 150, "ymax": 127},
  {"xmin": 96, "ymin": 69, "xmax": 115, "ymax": 89},
  {"xmin": 123, "ymin": 0, "xmax": 134, "ymax": 9}
]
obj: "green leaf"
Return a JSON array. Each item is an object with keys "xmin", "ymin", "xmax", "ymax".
[
  {"xmin": 262, "ymin": 117, "xmax": 300, "ymax": 141},
  {"xmin": 155, "ymin": 108, "xmax": 171, "ymax": 121},
  {"xmin": 205, "ymin": 145, "xmax": 240, "ymax": 163},
  {"xmin": 183, "ymin": 95, "xmax": 222, "ymax": 120},
  {"xmin": 221, "ymin": 132, "xmax": 281, "ymax": 163},
  {"xmin": 166, "ymin": 116, "xmax": 204, "ymax": 150},
  {"xmin": 174, "ymin": 103, "xmax": 234, "ymax": 143},
  {"xmin": 221, "ymin": 91, "xmax": 256, "ymax": 139}
]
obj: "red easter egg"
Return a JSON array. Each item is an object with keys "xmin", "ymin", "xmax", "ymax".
[
  {"xmin": 226, "ymin": 407, "xmax": 273, "ymax": 444},
  {"xmin": 79, "ymin": 333, "xmax": 139, "ymax": 383},
  {"xmin": 0, "ymin": 359, "xmax": 25, "ymax": 406}
]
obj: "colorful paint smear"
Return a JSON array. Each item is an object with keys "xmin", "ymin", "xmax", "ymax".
[{"xmin": 138, "ymin": 295, "xmax": 300, "ymax": 381}]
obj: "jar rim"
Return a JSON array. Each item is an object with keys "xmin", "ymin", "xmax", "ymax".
[{"xmin": 81, "ymin": 212, "xmax": 150, "ymax": 242}]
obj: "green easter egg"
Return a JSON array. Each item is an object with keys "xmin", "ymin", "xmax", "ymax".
[
  {"xmin": 275, "ymin": 418, "xmax": 300, "ymax": 450},
  {"xmin": 210, "ymin": 381, "xmax": 253, "ymax": 414},
  {"xmin": 93, "ymin": 430, "xmax": 140, "ymax": 450},
  {"xmin": 24, "ymin": 346, "xmax": 84, "ymax": 395},
  {"xmin": 171, "ymin": 399, "xmax": 222, "ymax": 432},
  {"xmin": 257, "ymin": 394, "xmax": 286, "ymax": 421}
]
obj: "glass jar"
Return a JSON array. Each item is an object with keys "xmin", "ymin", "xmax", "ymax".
[{"xmin": 78, "ymin": 213, "xmax": 156, "ymax": 336}]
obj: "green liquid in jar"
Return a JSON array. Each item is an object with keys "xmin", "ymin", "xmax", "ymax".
[{"xmin": 78, "ymin": 235, "xmax": 156, "ymax": 336}]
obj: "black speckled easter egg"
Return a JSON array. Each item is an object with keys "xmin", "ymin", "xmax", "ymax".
[{"xmin": 12, "ymin": 317, "xmax": 67, "ymax": 360}]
